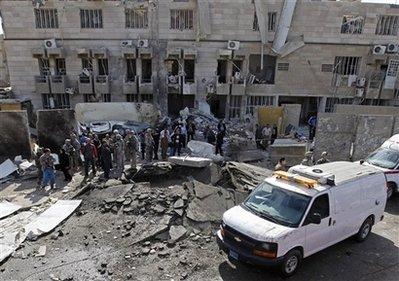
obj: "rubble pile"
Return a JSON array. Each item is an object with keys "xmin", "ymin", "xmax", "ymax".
[{"xmin": 225, "ymin": 135, "xmax": 263, "ymax": 162}]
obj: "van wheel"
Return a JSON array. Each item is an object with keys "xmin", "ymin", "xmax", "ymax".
[
  {"xmin": 356, "ymin": 217, "xmax": 373, "ymax": 242},
  {"xmin": 280, "ymin": 249, "xmax": 302, "ymax": 278}
]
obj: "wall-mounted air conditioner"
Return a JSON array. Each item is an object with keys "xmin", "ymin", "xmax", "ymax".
[
  {"xmin": 137, "ymin": 39, "xmax": 149, "ymax": 48},
  {"xmin": 65, "ymin": 88, "xmax": 75, "ymax": 95},
  {"xmin": 386, "ymin": 43, "xmax": 399, "ymax": 54},
  {"xmin": 227, "ymin": 41, "xmax": 240, "ymax": 51},
  {"xmin": 373, "ymin": 45, "xmax": 386, "ymax": 55},
  {"xmin": 44, "ymin": 39, "xmax": 57, "ymax": 49},
  {"xmin": 356, "ymin": 88, "xmax": 364, "ymax": 98},
  {"xmin": 356, "ymin": 77, "xmax": 366, "ymax": 87},
  {"xmin": 121, "ymin": 40, "xmax": 133, "ymax": 48}
]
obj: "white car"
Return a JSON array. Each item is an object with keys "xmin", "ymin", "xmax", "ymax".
[
  {"xmin": 217, "ymin": 162, "xmax": 387, "ymax": 277},
  {"xmin": 362, "ymin": 134, "xmax": 399, "ymax": 198}
]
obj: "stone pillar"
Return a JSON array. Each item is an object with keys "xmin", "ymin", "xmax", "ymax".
[{"xmin": 318, "ymin": 96, "xmax": 327, "ymax": 113}]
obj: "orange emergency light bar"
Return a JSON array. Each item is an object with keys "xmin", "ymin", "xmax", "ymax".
[{"xmin": 274, "ymin": 171, "xmax": 317, "ymax": 188}]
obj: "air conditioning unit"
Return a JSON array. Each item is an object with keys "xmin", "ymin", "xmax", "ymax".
[
  {"xmin": 137, "ymin": 39, "xmax": 149, "ymax": 48},
  {"xmin": 44, "ymin": 39, "xmax": 57, "ymax": 49},
  {"xmin": 121, "ymin": 40, "xmax": 133, "ymax": 48},
  {"xmin": 373, "ymin": 45, "xmax": 386, "ymax": 55},
  {"xmin": 227, "ymin": 41, "xmax": 240, "ymax": 51},
  {"xmin": 65, "ymin": 88, "xmax": 76, "ymax": 95},
  {"xmin": 356, "ymin": 88, "xmax": 364, "ymax": 98},
  {"xmin": 356, "ymin": 77, "xmax": 366, "ymax": 87},
  {"xmin": 386, "ymin": 43, "xmax": 399, "ymax": 54},
  {"xmin": 206, "ymin": 84, "xmax": 215, "ymax": 94},
  {"xmin": 82, "ymin": 68, "xmax": 91, "ymax": 77}
]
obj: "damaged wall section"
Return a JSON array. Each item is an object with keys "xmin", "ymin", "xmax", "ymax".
[{"xmin": 0, "ymin": 110, "xmax": 31, "ymax": 162}]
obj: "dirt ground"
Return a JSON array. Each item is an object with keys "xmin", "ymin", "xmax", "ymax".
[{"xmin": 1, "ymin": 177, "xmax": 398, "ymax": 281}]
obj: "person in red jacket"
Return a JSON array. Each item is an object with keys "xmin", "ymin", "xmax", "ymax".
[{"xmin": 81, "ymin": 139, "xmax": 98, "ymax": 178}]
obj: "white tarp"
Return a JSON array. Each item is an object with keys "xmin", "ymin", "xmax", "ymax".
[
  {"xmin": 0, "ymin": 159, "xmax": 18, "ymax": 179},
  {"xmin": 0, "ymin": 201, "xmax": 21, "ymax": 220},
  {"xmin": 24, "ymin": 200, "xmax": 81, "ymax": 236}
]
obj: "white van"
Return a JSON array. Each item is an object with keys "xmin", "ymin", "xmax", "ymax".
[
  {"xmin": 217, "ymin": 162, "xmax": 387, "ymax": 277},
  {"xmin": 362, "ymin": 134, "xmax": 399, "ymax": 198}
]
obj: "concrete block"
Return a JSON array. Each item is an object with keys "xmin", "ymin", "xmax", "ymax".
[
  {"xmin": 168, "ymin": 156, "xmax": 212, "ymax": 168},
  {"xmin": 0, "ymin": 111, "xmax": 31, "ymax": 163}
]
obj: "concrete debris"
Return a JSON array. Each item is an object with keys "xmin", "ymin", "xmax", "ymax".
[
  {"xmin": 187, "ymin": 141, "xmax": 224, "ymax": 162},
  {"xmin": 225, "ymin": 135, "xmax": 262, "ymax": 163},
  {"xmin": 173, "ymin": 199, "xmax": 184, "ymax": 209},
  {"xmin": 169, "ymin": 225, "xmax": 187, "ymax": 242},
  {"xmin": 0, "ymin": 201, "xmax": 21, "ymax": 219},
  {"xmin": 219, "ymin": 161, "xmax": 273, "ymax": 191},
  {"xmin": 0, "ymin": 159, "xmax": 18, "ymax": 179},
  {"xmin": 168, "ymin": 156, "xmax": 212, "ymax": 168},
  {"xmin": 35, "ymin": 245, "xmax": 47, "ymax": 257},
  {"xmin": 127, "ymin": 162, "xmax": 173, "ymax": 180}
]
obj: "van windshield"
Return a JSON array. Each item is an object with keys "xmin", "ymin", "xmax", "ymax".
[
  {"xmin": 366, "ymin": 148, "xmax": 399, "ymax": 169},
  {"xmin": 243, "ymin": 182, "xmax": 311, "ymax": 228}
]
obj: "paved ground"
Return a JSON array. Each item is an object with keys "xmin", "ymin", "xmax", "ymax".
[{"xmin": 0, "ymin": 175, "xmax": 398, "ymax": 281}]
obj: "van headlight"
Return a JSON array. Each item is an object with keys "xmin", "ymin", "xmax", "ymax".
[{"xmin": 253, "ymin": 242, "xmax": 278, "ymax": 258}]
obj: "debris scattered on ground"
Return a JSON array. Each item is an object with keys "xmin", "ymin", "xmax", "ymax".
[
  {"xmin": 168, "ymin": 156, "xmax": 212, "ymax": 168},
  {"xmin": 0, "ymin": 201, "xmax": 21, "ymax": 219}
]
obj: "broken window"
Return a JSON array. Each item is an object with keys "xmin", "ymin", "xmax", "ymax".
[
  {"xmin": 82, "ymin": 58, "xmax": 93, "ymax": 72},
  {"xmin": 42, "ymin": 94, "xmax": 70, "ymax": 109},
  {"xmin": 232, "ymin": 60, "xmax": 243, "ymax": 83},
  {"xmin": 125, "ymin": 8, "xmax": 148, "ymax": 29},
  {"xmin": 375, "ymin": 15, "xmax": 399, "ymax": 36},
  {"xmin": 170, "ymin": 10, "xmax": 194, "ymax": 30},
  {"xmin": 333, "ymin": 56, "xmax": 361, "ymax": 75},
  {"xmin": 217, "ymin": 60, "xmax": 228, "ymax": 83},
  {"xmin": 268, "ymin": 12, "xmax": 277, "ymax": 32},
  {"xmin": 229, "ymin": 96, "xmax": 241, "ymax": 119},
  {"xmin": 246, "ymin": 96, "xmax": 274, "ymax": 115},
  {"xmin": 126, "ymin": 58, "xmax": 137, "ymax": 82},
  {"xmin": 126, "ymin": 94, "xmax": 139, "ymax": 102},
  {"xmin": 341, "ymin": 15, "xmax": 364, "ymax": 34},
  {"xmin": 248, "ymin": 54, "xmax": 276, "ymax": 84},
  {"xmin": 34, "ymin": 9, "xmax": 58, "ymax": 29},
  {"xmin": 277, "ymin": 63, "xmax": 289, "ymax": 71},
  {"xmin": 142, "ymin": 59, "xmax": 152, "ymax": 83},
  {"xmin": 38, "ymin": 58, "xmax": 50, "ymax": 76},
  {"xmin": 55, "ymin": 58, "xmax": 66, "ymax": 75},
  {"xmin": 321, "ymin": 64, "xmax": 334, "ymax": 72},
  {"xmin": 184, "ymin": 59, "xmax": 195, "ymax": 83},
  {"xmin": 80, "ymin": 9, "xmax": 103, "ymax": 29},
  {"xmin": 253, "ymin": 11, "xmax": 259, "ymax": 31},
  {"xmin": 97, "ymin": 59, "xmax": 109, "ymax": 76}
]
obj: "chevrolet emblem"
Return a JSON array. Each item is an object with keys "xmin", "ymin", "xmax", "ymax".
[{"xmin": 234, "ymin": 236, "xmax": 241, "ymax": 242}]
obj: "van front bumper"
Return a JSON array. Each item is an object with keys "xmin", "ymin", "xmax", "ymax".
[{"xmin": 216, "ymin": 230, "xmax": 284, "ymax": 267}]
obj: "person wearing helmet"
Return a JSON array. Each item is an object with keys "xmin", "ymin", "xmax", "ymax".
[
  {"xmin": 316, "ymin": 151, "xmax": 330, "ymax": 165},
  {"xmin": 301, "ymin": 151, "xmax": 314, "ymax": 166}
]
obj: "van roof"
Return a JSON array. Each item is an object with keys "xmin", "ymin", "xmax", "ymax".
[{"xmin": 290, "ymin": 161, "xmax": 381, "ymax": 186}]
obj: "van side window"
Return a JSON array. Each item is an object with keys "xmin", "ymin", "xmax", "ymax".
[{"xmin": 304, "ymin": 194, "xmax": 330, "ymax": 225}]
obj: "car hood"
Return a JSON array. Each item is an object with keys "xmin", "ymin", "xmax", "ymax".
[
  {"xmin": 360, "ymin": 161, "xmax": 390, "ymax": 171},
  {"xmin": 223, "ymin": 205, "xmax": 294, "ymax": 242}
]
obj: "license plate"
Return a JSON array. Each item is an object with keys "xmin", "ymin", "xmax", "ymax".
[{"xmin": 229, "ymin": 250, "xmax": 239, "ymax": 260}]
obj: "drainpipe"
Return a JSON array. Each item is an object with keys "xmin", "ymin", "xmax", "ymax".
[{"xmin": 272, "ymin": 0, "xmax": 297, "ymax": 53}]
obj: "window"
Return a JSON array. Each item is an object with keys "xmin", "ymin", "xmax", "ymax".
[
  {"xmin": 38, "ymin": 58, "xmax": 50, "ymax": 76},
  {"xmin": 82, "ymin": 58, "xmax": 93, "ymax": 72},
  {"xmin": 277, "ymin": 63, "xmax": 289, "ymax": 71},
  {"xmin": 184, "ymin": 59, "xmax": 195, "ymax": 83},
  {"xmin": 229, "ymin": 96, "xmax": 241, "ymax": 119},
  {"xmin": 126, "ymin": 94, "xmax": 139, "ymax": 102},
  {"xmin": 304, "ymin": 194, "xmax": 329, "ymax": 225},
  {"xmin": 126, "ymin": 59, "xmax": 137, "ymax": 82},
  {"xmin": 83, "ymin": 93, "xmax": 110, "ymax": 103},
  {"xmin": 375, "ymin": 15, "xmax": 399, "ymax": 36},
  {"xmin": 232, "ymin": 60, "xmax": 242, "ymax": 78},
  {"xmin": 325, "ymin": 98, "xmax": 353, "ymax": 112},
  {"xmin": 80, "ymin": 9, "xmax": 103, "ymax": 29},
  {"xmin": 321, "ymin": 64, "xmax": 334, "ymax": 73},
  {"xmin": 141, "ymin": 94, "xmax": 153, "ymax": 103},
  {"xmin": 253, "ymin": 11, "xmax": 259, "ymax": 31},
  {"xmin": 55, "ymin": 58, "xmax": 66, "ymax": 75},
  {"xmin": 34, "ymin": 9, "xmax": 59, "ymax": 29},
  {"xmin": 42, "ymin": 94, "xmax": 70, "ymax": 109},
  {"xmin": 142, "ymin": 59, "xmax": 152, "ymax": 83},
  {"xmin": 341, "ymin": 15, "xmax": 364, "ymax": 34},
  {"xmin": 217, "ymin": 60, "xmax": 228, "ymax": 83},
  {"xmin": 125, "ymin": 8, "xmax": 148, "ymax": 29},
  {"xmin": 334, "ymin": 56, "xmax": 361, "ymax": 76},
  {"xmin": 97, "ymin": 59, "xmax": 109, "ymax": 76},
  {"xmin": 246, "ymin": 96, "xmax": 274, "ymax": 115},
  {"xmin": 248, "ymin": 54, "xmax": 276, "ymax": 84},
  {"xmin": 268, "ymin": 12, "xmax": 277, "ymax": 32},
  {"xmin": 170, "ymin": 10, "xmax": 194, "ymax": 30}
]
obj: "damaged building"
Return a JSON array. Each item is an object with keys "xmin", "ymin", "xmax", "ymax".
[{"xmin": 0, "ymin": 0, "xmax": 398, "ymax": 121}]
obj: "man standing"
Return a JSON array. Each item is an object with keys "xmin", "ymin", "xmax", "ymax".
[
  {"xmin": 152, "ymin": 127, "xmax": 160, "ymax": 160},
  {"xmin": 160, "ymin": 126, "xmax": 170, "ymax": 160},
  {"xmin": 100, "ymin": 140, "xmax": 112, "ymax": 180},
  {"xmin": 215, "ymin": 130, "xmax": 224, "ymax": 156},
  {"xmin": 125, "ymin": 129, "xmax": 138, "ymax": 169},
  {"xmin": 62, "ymin": 139, "xmax": 75, "ymax": 171},
  {"xmin": 70, "ymin": 133, "xmax": 81, "ymax": 170},
  {"xmin": 59, "ymin": 148, "xmax": 72, "ymax": 181},
  {"xmin": 39, "ymin": 148, "xmax": 55, "ymax": 189},
  {"xmin": 217, "ymin": 119, "xmax": 227, "ymax": 137},
  {"xmin": 34, "ymin": 147, "xmax": 44, "ymax": 187},
  {"xmin": 262, "ymin": 124, "xmax": 272, "ymax": 149},
  {"xmin": 145, "ymin": 129, "xmax": 155, "ymax": 162},
  {"xmin": 171, "ymin": 127, "xmax": 182, "ymax": 156},
  {"xmin": 308, "ymin": 115, "xmax": 317, "ymax": 141},
  {"xmin": 82, "ymin": 140, "xmax": 97, "ymax": 178},
  {"xmin": 187, "ymin": 121, "xmax": 196, "ymax": 142},
  {"xmin": 301, "ymin": 151, "xmax": 314, "ymax": 166},
  {"xmin": 316, "ymin": 151, "xmax": 330, "ymax": 165},
  {"xmin": 114, "ymin": 134, "xmax": 125, "ymax": 179},
  {"xmin": 255, "ymin": 124, "xmax": 263, "ymax": 149},
  {"xmin": 275, "ymin": 158, "xmax": 287, "ymax": 172}
]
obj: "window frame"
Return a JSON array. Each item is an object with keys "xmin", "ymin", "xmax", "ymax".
[
  {"xmin": 80, "ymin": 9, "xmax": 103, "ymax": 29},
  {"xmin": 34, "ymin": 8, "xmax": 59, "ymax": 29},
  {"xmin": 170, "ymin": 9, "xmax": 194, "ymax": 30},
  {"xmin": 303, "ymin": 193, "xmax": 330, "ymax": 226},
  {"xmin": 125, "ymin": 8, "xmax": 149, "ymax": 29}
]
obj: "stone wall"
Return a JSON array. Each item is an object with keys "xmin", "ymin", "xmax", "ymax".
[
  {"xmin": 335, "ymin": 105, "xmax": 399, "ymax": 116},
  {"xmin": 36, "ymin": 109, "xmax": 77, "ymax": 153},
  {"xmin": 0, "ymin": 111, "xmax": 31, "ymax": 162}
]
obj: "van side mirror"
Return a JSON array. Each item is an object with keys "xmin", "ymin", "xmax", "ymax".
[
  {"xmin": 360, "ymin": 160, "xmax": 365, "ymax": 165},
  {"xmin": 310, "ymin": 213, "xmax": 322, "ymax": 225}
]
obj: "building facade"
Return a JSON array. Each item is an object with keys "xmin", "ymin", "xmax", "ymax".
[{"xmin": 0, "ymin": 0, "xmax": 398, "ymax": 120}]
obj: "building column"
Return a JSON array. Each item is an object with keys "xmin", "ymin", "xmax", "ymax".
[
  {"xmin": 318, "ymin": 96, "xmax": 327, "ymax": 113},
  {"xmin": 273, "ymin": 94, "xmax": 279, "ymax": 106}
]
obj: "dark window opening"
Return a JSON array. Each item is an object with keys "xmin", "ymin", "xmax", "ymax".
[
  {"xmin": 126, "ymin": 94, "xmax": 139, "ymax": 102},
  {"xmin": 184, "ymin": 59, "xmax": 195, "ymax": 83},
  {"xmin": 142, "ymin": 59, "xmax": 152, "ymax": 83},
  {"xmin": 98, "ymin": 58, "xmax": 109, "ymax": 76},
  {"xmin": 38, "ymin": 58, "xmax": 51, "ymax": 76},
  {"xmin": 82, "ymin": 58, "xmax": 93, "ymax": 72},
  {"xmin": 55, "ymin": 58, "xmax": 66, "ymax": 75},
  {"xmin": 248, "ymin": 54, "xmax": 276, "ymax": 84},
  {"xmin": 126, "ymin": 59, "xmax": 137, "ymax": 82},
  {"xmin": 42, "ymin": 94, "xmax": 70, "ymax": 109},
  {"xmin": 217, "ymin": 60, "xmax": 228, "ymax": 83},
  {"xmin": 304, "ymin": 194, "xmax": 330, "ymax": 225}
]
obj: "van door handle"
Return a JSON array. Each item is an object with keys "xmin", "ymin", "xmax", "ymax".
[{"xmin": 329, "ymin": 218, "xmax": 332, "ymax": 226}]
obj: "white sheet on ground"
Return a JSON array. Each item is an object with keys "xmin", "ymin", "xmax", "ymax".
[
  {"xmin": 0, "ymin": 159, "xmax": 18, "ymax": 179},
  {"xmin": 0, "ymin": 201, "xmax": 21, "ymax": 219}
]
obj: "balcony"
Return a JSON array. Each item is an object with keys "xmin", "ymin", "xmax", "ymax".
[
  {"xmin": 35, "ymin": 76, "xmax": 50, "ymax": 94},
  {"xmin": 78, "ymin": 75, "xmax": 93, "ymax": 94},
  {"xmin": 95, "ymin": 75, "xmax": 110, "ymax": 94},
  {"xmin": 123, "ymin": 75, "xmax": 138, "ymax": 95},
  {"xmin": 139, "ymin": 75, "xmax": 154, "ymax": 95},
  {"xmin": 231, "ymin": 83, "xmax": 245, "ymax": 96},
  {"xmin": 50, "ymin": 75, "xmax": 66, "ymax": 94}
]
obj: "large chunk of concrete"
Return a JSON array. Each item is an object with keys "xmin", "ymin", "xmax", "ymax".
[
  {"xmin": 37, "ymin": 109, "xmax": 77, "ymax": 152},
  {"xmin": 0, "ymin": 201, "xmax": 21, "ymax": 219},
  {"xmin": 0, "ymin": 111, "xmax": 31, "ymax": 162},
  {"xmin": 168, "ymin": 156, "xmax": 211, "ymax": 168},
  {"xmin": 270, "ymin": 139, "xmax": 307, "ymax": 166},
  {"xmin": 169, "ymin": 225, "xmax": 187, "ymax": 242},
  {"xmin": 187, "ymin": 140, "xmax": 224, "ymax": 162}
]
